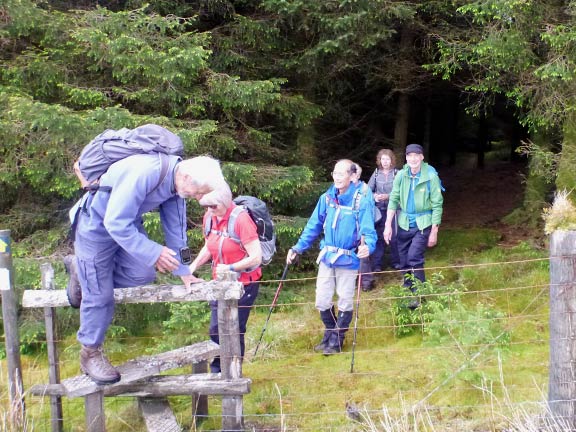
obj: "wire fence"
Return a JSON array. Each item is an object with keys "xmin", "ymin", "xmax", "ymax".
[{"xmin": 1, "ymin": 253, "xmax": 570, "ymax": 431}]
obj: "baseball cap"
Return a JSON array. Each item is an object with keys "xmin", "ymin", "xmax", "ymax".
[{"xmin": 405, "ymin": 144, "xmax": 424, "ymax": 155}]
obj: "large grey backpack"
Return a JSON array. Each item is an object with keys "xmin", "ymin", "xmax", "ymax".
[{"xmin": 78, "ymin": 124, "xmax": 184, "ymax": 185}]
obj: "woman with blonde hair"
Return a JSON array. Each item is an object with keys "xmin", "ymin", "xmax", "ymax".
[{"xmin": 189, "ymin": 184, "xmax": 262, "ymax": 372}]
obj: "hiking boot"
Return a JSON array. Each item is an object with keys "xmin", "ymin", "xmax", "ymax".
[
  {"xmin": 315, "ymin": 308, "xmax": 336, "ymax": 352},
  {"xmin": 64, "ymin": 255, "xmax": 82, "ymax": 308},
  {"xmin": 362, "ymin": 281, "xmax": 375, "ymax": 292},
  {"xmin": 80, "ymin": 345, "xmax": 121, "ymax": 385},
  {"xmin": 408, "ymin": 299, "xmax": 421, "ymax": 310},
  {"xmin": 323, "ymin": 331, "xmax": 343, "ymax": 356},
  {"xmin": 323, "ymin": 344, "xmax": 341, "ymax": 356},
  {"xmin": 314, "ymin": 341, "xmax": 329, "ymax": 352}
]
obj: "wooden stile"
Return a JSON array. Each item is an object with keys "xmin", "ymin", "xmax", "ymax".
[{"xmin": 22, "ymin": 270, "xmax": 248, "ymax": 431}]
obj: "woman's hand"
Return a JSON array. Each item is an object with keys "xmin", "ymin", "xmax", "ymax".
[{"xmin": 181, "ymin": 274, "xmax": 205, "ymax": 289}]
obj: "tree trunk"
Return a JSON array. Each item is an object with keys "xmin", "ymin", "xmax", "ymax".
[
  {"xmin": 422, "ymin": 101, "xmax": 431, "ymax": 158},
  {"xmin": 393, "ymin": 26, "xmax": 414, "ymax": 160},
  {"xmin": 394, "ymin": 93, "xmax": 410, "ymax": 152},
  {"xmin": 477, "ymin": 115, "xmax": 487, "ymax": 169}
]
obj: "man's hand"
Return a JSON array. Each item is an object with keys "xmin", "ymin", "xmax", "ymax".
[
  {"xmin": 428, "ymin": 225, "xmax": 439, "ymax": 248},
  {"xmin": 181, "ymin": 274, "xmax": 205, "ymax": 289},
  {"xmin": 356, "ymin": 236, "xmax": 369, "ymax": 259},
  {"xmin": 286, "ymin": 248, "xmax": 299, "ymax": 265},
  {"xmin": 383, "ymin": 225, "xmax": 392, "ymax": 244},
  {"xmin": 156, "ymin": 247, "xmax": 180, "ymax": 273}
]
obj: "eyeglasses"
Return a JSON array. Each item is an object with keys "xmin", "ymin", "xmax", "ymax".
[
  {"xmin": 202, "ymin": 204, "xmax": 217, "ymax": 209},
  {"xmin": 331, "ymin": 171, "xmax": 349, "ymax": 179}
]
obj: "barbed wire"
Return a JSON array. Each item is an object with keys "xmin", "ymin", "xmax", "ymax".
[{"xmin": 3, "ymin": 254, "xmax": 569, "ymax": 430}]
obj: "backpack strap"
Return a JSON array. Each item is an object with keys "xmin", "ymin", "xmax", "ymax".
[
  {"xmin": 152, "ymin": 153, "xmax": 170, "ymax": 194},
  {"xmin": 226, "ymin": 206, "xmax": 244, "ymax": 244},
  {"xmin": 205, "ymin": 206, "xmax": 259, "ymax": 273},
  {"xmin": 86, "ymin": 153, "xmax": 170, "ymax": 194},
  {"xmin": 371, "ymin": 168, "xmax": 378, "ymax": 192},
  {"xmin": 323, "ymin": 188, "xmax": 362, "ymax": 248}
]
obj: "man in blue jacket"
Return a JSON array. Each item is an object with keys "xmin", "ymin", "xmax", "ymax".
[
  {"xmin": 287, "ymin": 159, "xmax": 377, "ymax": 355},
  {"xmin": 69, "ymin": 153, "xmax": 226, "ymax": 385}
]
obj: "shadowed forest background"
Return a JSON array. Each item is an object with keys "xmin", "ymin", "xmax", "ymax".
[
  {"xmin": 3, "ymin": 0, "xmax": 576, "ymax": 235},
  {"xmin": 2, "ymin": 1, "xmax": 576, "ymax": 431}
]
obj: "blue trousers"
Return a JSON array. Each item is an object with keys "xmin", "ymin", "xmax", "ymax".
[
  {"xmin": 396, "ymin": 226, "xmax": 431, "ymax": 291},
  {"xmin": 75, "ymin": 228, "xmax": 156, "ymax": 347},
  {"xmin": 209, "ymin": 282, "xmax": 259, "ymax": 373}
]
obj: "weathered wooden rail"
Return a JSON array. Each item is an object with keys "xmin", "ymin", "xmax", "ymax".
[{"xmin": 0, "ymin": 229, "xmax": 249, "ymax": 432}]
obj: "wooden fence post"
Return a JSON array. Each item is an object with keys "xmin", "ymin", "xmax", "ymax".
[
  {"xmin": 0, "ymin": 229, "xmax": 25, "ymax": 426},
  {"xmin": 217, "ymin": 270, "xmax": 243, "ymax": 431},
  {"xmin": 548, "ymin": 230, "xmax": 576, "ymax": 427},
  {"xmin": 40, "ymin": 263, "xmax": 64, "ymax": 432},
  {"xmin": 192, "ymin": 360, "xmax": 208, "ymax": 426},
  {"xmin": 85, "ymin": 392, "xmax": 105, "ymax": 432}
]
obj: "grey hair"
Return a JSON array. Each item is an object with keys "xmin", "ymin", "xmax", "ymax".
[
  {"xmin": 198, "ymin": 182, "xmax": 233, "ymax": 208},
  {"xmin": 178, "ymin": 156, "xmax": 226, "ymax": 189},
  {"xmin": 335, "ymin": 158, "xmax": 356, "ymax": 175}
]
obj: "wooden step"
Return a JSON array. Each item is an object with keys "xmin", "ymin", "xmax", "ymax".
[
  {"xmin": 105, "ymin": 374, "xmax": 251, "ymax": 397},
  {"xmin": 138, "ymin": 397, "xmax": 182, "ymax": 432},
  {"xmin": 61, "ymin": 341, "xmax": 220, "ymax": 398},
  {"xmin": 22, "ymin": 280, "xmax": 243, "ymax": 308},
  {"xmin": 29, "ymin": 374, "xmax": 251, "ymax": 398}
]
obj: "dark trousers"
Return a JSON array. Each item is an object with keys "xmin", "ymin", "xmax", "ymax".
[
  {"xmin": 361, "ymin": 211, "xmax": 400, "ymax": 287},
  {"xmin": 209, "ymin": 282, "xmax": 259, "ymax": 373},
  {"xmin": 396, "ymin": 226, "xmax": 431, "ymax": 291}
]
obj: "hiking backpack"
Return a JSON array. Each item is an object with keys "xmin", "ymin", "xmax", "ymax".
[
  {"xmin": 324, "ymin": 184, "xmax": 373, "ymax": 245},
  {"xmin": 204, "ymin": 195, "xmax": 277, "ymax": 267},
  {"xmin": 77, "ymin": 124, "xmax": 184, "ymax": 185}
]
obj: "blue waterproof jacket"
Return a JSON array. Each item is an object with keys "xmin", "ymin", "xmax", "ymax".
[
  {"xmin": 74, "ymin": 153, "xmax": 190, "ymax": 276},
  {"xmin": 292, "ymin": 182, "xmax": 377, "ymax": 270}
]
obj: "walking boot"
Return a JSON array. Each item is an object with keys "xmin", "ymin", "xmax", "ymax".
[
  {"xmin": 322, "ymin": 332, "xmax": 342, "ymax": 355},
  {"xmin": 362, "ymin": 280, "xmax": 375, "ymax": 292},
  {"xmin": 80, "ymin": 345, "xmax": 121, "ymax": 385},
  {"xmin": 323, "ymin": 310, "xmax": 353, "ymax": 356},
  {"xmin": 314, "ymin": 307, "xmax": 336, "ymax": 352},
  {"xmin": 63, "ymin": 255, "xmax": 82, "ymax": 308}
]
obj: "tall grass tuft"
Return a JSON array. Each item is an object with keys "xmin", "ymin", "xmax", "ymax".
[
  {"xmin": 0, "ymin": 385, "xmax": 32, "ymax": 432},
  {"xmin": 357, "ymin": 357, "xmax": 575, "ymax": 432},
  {"xmin": 543, "ymin": 190, "xmax": 576, "ymax": 234}
]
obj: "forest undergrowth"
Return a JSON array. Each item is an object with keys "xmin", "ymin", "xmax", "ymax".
[{"xmin": 0, "ymin": 222, "xmax": 554, "ymax": 431}]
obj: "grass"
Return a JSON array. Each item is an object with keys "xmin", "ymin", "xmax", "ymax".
[{"xmin": 0, "ymin": 226, "xmax": 560, "ymax": 431}]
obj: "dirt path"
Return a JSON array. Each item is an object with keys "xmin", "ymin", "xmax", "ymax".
[{"xmin": 439, "ymin": 161, "xmax": 526, "ymax": 229}]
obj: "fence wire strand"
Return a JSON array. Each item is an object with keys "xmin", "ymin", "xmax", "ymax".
[{"xmin": 5, "ymin": 253, "xmax": 571, "ymax": 430}]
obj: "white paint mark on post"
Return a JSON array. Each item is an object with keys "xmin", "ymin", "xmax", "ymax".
[{"xmin": 0, "ymin": 268, "xmax": 10, "ymax": 291}]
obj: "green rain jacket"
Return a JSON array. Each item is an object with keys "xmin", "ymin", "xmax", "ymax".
[{"xmin": 387, "ymin": 162, "xmax": 443, "ymax": 231}]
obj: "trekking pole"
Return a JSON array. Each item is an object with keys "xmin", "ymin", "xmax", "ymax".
[
  {"xmin": 253, "ymin": 261, "xmax": 290, "ymax": 357},
  {"xmin": 350, "ymin": 236, "xmax": 365, "ymax": 373}
]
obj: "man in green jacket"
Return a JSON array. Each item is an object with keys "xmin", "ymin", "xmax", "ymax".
[{"xmin": 383, "ymin": 144, "xmax": 443, "ymax": 307}]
